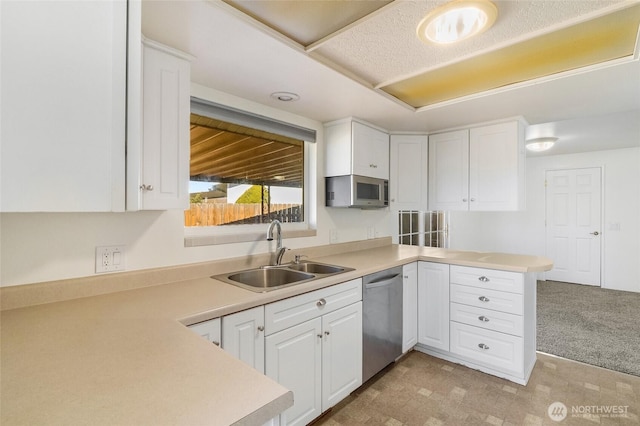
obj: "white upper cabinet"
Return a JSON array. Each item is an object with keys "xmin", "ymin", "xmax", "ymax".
[
  {"xmin": 389, "ymin": 134, "xmax": 428, "ymax": 211},
  {"xmin": 0, "ymin": 0, "xmax": 132, "ymax": 212},
  {"xmin": 428, "ymin": 130, "xmax": 470, "ymax": 211},
  {"xmin": 325, "ymin": 119, "xmax": 389, "ymax": 180},
  {"xmin": 127, "ymin": 40, "xmax": 191, "ymax": 211},
  {"xmin": 469, "ymin": 121, "xmax": 526, "ymax": 211},
  {"xmin": 428, "ymin": 120, "xmax": 526, "ymax": 211}
]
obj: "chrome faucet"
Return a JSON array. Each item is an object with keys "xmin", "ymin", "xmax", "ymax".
[{"xmin": 266, "ymin": 219, "xmax": 287, "ymax": 265}]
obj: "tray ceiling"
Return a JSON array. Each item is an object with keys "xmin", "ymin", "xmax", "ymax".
[{"xmin": 222, "ymin": 0, "xmax": 640, "ymax": 109}]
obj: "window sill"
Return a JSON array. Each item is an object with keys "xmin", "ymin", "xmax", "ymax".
[{"xmin": 184, "ymin": 229, "xmax": 317, "ymax": 247}]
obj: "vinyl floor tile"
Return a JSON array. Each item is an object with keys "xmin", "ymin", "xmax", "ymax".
[{"xmin": 314, "ymin": 351, "xmax": 640, "ymax": 426}]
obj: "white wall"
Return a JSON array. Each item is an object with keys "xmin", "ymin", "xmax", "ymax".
[
  {"xmin": 450, "ymin": 147, "xmax": 640, "ymax": 292},
  {"xmin": 0, "ymin": 85, "xmax": 392, "ymax": 287}
]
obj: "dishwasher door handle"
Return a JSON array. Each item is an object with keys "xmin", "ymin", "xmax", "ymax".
[{"xmin": 364, "ymin": 274, "xmax": 401, "ymax": 289}]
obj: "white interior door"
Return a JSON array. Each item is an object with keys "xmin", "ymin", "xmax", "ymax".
[{"xmin": 545, "ymin": 168, "xmax": 602, "ymax": 286}]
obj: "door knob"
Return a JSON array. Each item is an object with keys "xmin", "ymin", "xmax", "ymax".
[{"xmin": 590, "ymin": 231, "xmax": 600, "ymax": 236}]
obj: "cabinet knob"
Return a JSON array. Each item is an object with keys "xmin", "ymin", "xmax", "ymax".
[
  {"xmin": 324, "ymin": 331, "xmax": 330, "ymax": 336},
  {"xmin": 590, "ymin": 231, "xmax": 600, "ymax": 236},
  {"xmin": 140, "ymin": 184, "xmax": 154, "ymax": 191},
  {"xmin": 317, "ymin": 298, "xmax": 327, "ymax": 308},
  {"xmin": 403, "ymin": 275, "xmax": 409, "ymax": 279},
  {"xmin": 478, "ymin": 316, "xmax": 490, "ymax": 322},
  {"xmin": 478, "ymin": 296, "xmax": 490, "ymax": 302},
  {"xmin": 369, "ymin": 164, "xmax": 377, "ymax": 168},
  {"xmin": 478, "ymin": 276, "xmax": 490, "ymax": 282},
  {"xmin": 462, "ymin": 198, "xmax": 468, "ymax": 202},
  {"xmin": 257, "ymin": 325, "xmax": 265, "ymax": 332},
  {"xmin": 212, "ymin": 341, "xmax": 220, "ymax": 346},
  {"xmin": 317, "ymin": 334, "xmax": 323, "ymax": 339},
  {"xmin": 478, "ymin": 343, "xmax": 490, "ymax": 350},
  {"xmin": 470, "ymin": 198, "xmax": 476, "ymax": 202}
]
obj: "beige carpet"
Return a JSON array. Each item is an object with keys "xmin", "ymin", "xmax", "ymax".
[{"xmin": 537, "ymin": 280, "xmax": 640, "ymax": 376}]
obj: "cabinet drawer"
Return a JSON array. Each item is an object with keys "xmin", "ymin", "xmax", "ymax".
[
  {"xmin": 450, "ymin": 266, "xmax": 523, "ymax": 294},
  {"xmin": 450, "ymin": 284, "xmax": 523, "ymax": 315},
  {"xmin": 265, "ymin": 279, "xmax": 362, "ymax": 335},
  {"xmin": 450, "ymin": 322, "xmax": 523, "ymax": 375},
  {"xmin": 450, "ymin": 302, "xmax": 523, "ymax": 337}
]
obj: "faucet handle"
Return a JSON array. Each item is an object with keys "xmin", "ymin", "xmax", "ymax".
[{"xmin": 294, "ymin": 254, "xmax": 308, "ymax": 264}]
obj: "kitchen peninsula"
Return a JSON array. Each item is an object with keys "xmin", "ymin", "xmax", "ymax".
[{"xmin": 0, "ymin": 241, "xmax": 552, "ymax": 425}]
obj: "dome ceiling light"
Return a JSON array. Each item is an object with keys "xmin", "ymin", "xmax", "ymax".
[
  {"xmin": 417, "ymin": 0, "xmax": 498, "ymax": 44},
  {"xmin": 526, "ymin": 137, "xmax": 558, "ymax": 152},
  {"xmin": 271, "ymin": 92, "xmax": 300, "ymax": 102}
]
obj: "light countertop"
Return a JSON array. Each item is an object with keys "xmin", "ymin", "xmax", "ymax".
[{"xmin": 0, "ymin": 244, "xmax": 552, "ymax": 425}]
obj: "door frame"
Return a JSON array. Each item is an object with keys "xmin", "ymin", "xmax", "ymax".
[{"xmin": 544, "ymin": 166, "xmax": 605, "ymax": 287}]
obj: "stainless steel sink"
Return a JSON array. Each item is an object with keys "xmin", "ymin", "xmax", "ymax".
[
  {"xmin": 287, "ymin": 262, "xmax": 346, "ymax": 274},
  {"xmin": 224, "ymin": 268, "xmax": 314, "ymax": 291},
  {"xmin": 213, "ymin": 261, "xmax": 354, "ymax": 293}
]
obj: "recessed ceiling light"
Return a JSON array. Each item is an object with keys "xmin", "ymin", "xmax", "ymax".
[
  {"xmin": 526, "ymin": 137, "xmax": 558, "ymax": 152},
  {"xmin": 417, "ymin": 0, "xmax": 497, "ymax": 44},
  {"xmin": 271, "ymin": 92, "xmax": 300, "ymax": 102}
]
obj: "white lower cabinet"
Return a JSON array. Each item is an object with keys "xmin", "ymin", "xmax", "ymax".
[
  {"xmin": 266, "ymin": 317, "xmax": 322, "ymax": 426},
  {"xmin": 402, "ymin": 262, "xmax": 418, "ymax": 353},
  {"xmin": 188, "ymin": 317, "xmax": 221, "ymax": 346},
  {"xmin": 222, "ymin": 306, "xmax": 265, "ymax": 374},
  {"xmin": 417, "ymin": 262, "xmax": 450, "ymax": 351},
  {"xmin": 415, "ymin": 264, "xmax": 537, "ymax": 385},
  {"xmin": 265, "ymin": 279, "xmax": 363, "ymax": 426}
]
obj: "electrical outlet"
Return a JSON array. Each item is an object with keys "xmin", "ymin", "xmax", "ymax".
[
  {"xmin": 367, "ymin": 226, "xmax": 375, "ymax": 239},
  {"xmin": 96, "ymin": 245, "xmax": 126, "ymax": 273}
]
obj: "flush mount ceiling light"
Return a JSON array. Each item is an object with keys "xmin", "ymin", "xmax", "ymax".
[
  {"xmin": 270, "ymin": 92, "xmax": 300, "ymax": 102},
  {"xmin": 417, "ymin": 0, "xmax": 497, "ymax": 44},
  {"xmin": 526, "ymin": 137, "xmax": 558, "ymax": 152}
]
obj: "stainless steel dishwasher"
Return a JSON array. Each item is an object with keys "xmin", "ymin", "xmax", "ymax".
[{"xmin": 362, "ymin": 266, "xmax": 403, "ymax": 383}]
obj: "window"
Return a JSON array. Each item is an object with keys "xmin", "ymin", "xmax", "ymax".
[
  {"xmin": 397, "ymin": 210, "xmax": 448, "ymax": 248},
  {"xmin": 185, "ymin": 98, "xmax": 315, "ymax": 232}
]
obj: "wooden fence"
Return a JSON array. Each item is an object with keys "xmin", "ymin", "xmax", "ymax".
[{"xmin": 185, "ymin": 203, "xmax": 302, "ymax": 226}]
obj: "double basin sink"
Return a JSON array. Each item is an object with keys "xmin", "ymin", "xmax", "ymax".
[{"xmin": 213, "ymin": 261, "xmax": 354, "ymax": 293}]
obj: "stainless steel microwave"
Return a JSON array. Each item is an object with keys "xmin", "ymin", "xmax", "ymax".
[{"xmin": 325, "ymin": 175, "xmax": 389, "ymax": 209}]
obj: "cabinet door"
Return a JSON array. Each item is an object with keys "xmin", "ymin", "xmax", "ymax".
[
  {"xmin": 469, "ymin": 121, "xmax": 524, "ymax": 211},
  {"xmin": 352, "ymin": 122, "xmax": 389, "ymax": 179},
  {"xmin": 389, "ymin": 135, "xmax": 428, "ymax": 211},
  {"xmin": 417, "ymin": 262, "xmax": 450, "ymax": 351},
  {"xmin": 266, "ymin": 318, "xmax": 322, "ymax": 426},
  {"xmin": 222, "ymin": 306, "xmax": 265, "ymax": 373},
  {"xmin": 1, "ymin": 1, "xmax": 127, "ymax": 212},
  {"xmin": 402, "ymin": 262, "xmax": 418, "ymax": 353},
  {"xmin": 428, "ymin": 130, "xmax": 469, "ymax": 211},
  {"xmin": 188, "ymin": 318, "xmax": 221, "ymax": 347},
  {"xmin": 322, "ymin": 302, "xmax": 362, "ymax": 411},
  {"xmin": 134, "ymin": 41, "xmax": 190, "ymax": 210}
]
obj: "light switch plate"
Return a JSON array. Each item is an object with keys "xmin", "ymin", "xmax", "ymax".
[{"xmin": 96, "ymin": 245, "xmax": 126, "ymax": 273}]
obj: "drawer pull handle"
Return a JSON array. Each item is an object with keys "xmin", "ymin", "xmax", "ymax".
[
  {"xmin": 317, "ymin": 298, "xmax": 327, "ymax": 307},
  {"xmin": 478, "ymin": 343, "xmax": 490, "ymax": 350},
  {"xmin": 257, "ymin": 326, "xmax": 265, "ymax": 332},
  {"xmin": 478, "ymin": 276, "xmax": 490, "ymax": 282},
  {"xmin": 478, "ymin": 316, "xmax": 489, "ymax": 322},
  {"xmin": 478, "ymin": 296, "xmax": 490, "ymax": 302}
]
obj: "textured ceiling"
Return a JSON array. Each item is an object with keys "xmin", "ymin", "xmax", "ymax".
[
  {"xmin": 223, "ymin": 0, "xmax": 638, "ymax": 108},
  {"xmin": 309, "ymin": 0, "xmax": 629, "ymax": 86},
  {"xmin": 141, "ymin": 0, "xmax": 640, "ymax": 155}
]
